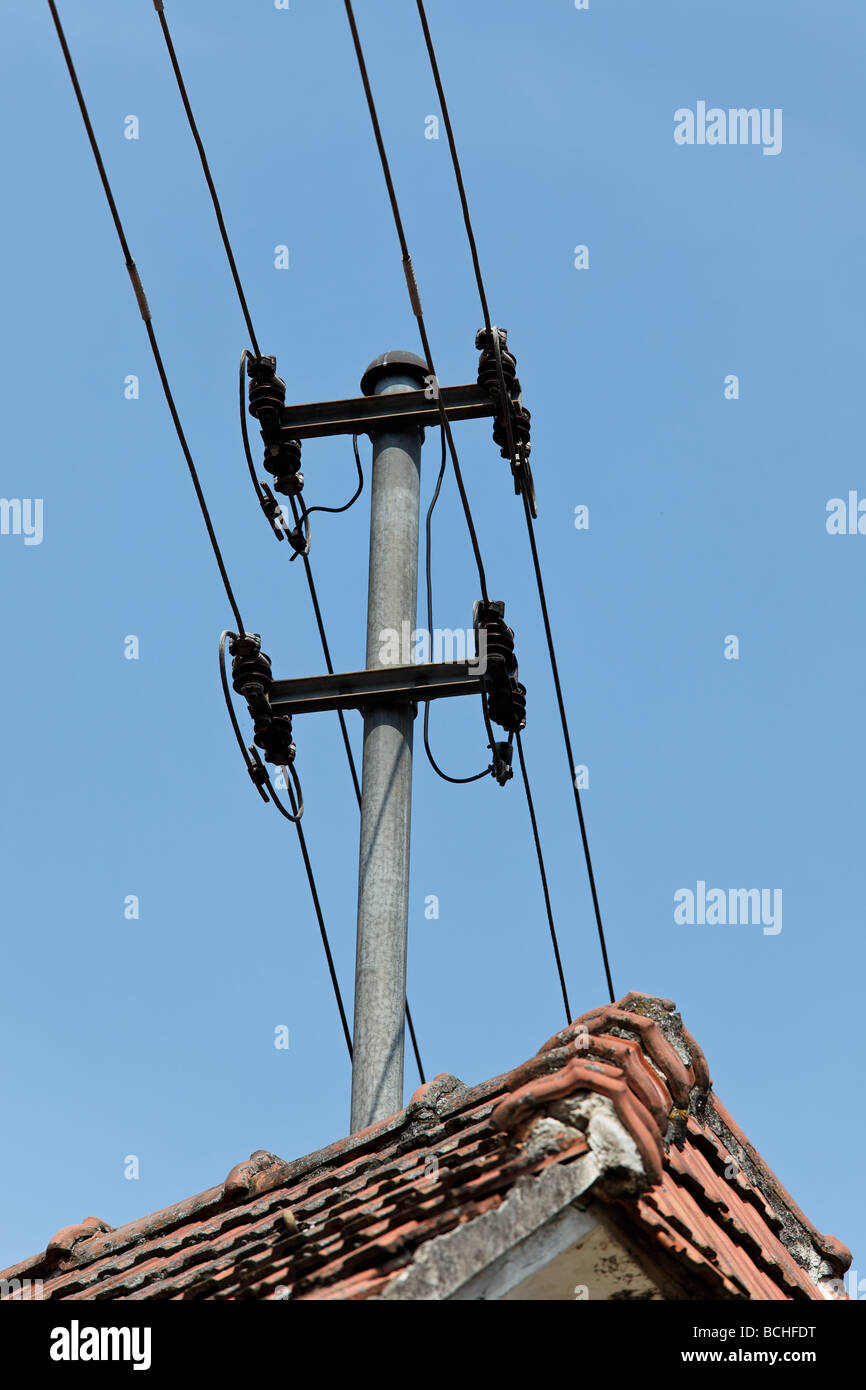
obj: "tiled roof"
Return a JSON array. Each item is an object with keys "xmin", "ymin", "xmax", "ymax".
[{"xmin": 0, "ymin": 992, "xmax": 850, "ymax": 1300}]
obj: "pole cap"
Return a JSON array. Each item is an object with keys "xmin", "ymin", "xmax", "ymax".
[{"xmin": 360, "ymin": 350, "xmax": 429, "ymax": 396}]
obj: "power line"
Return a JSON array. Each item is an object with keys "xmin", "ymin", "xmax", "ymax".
[
  {"xmin": 423, "ymin": 432, "xmax": 571, "ymax": 1022},
  {"xmin": 413, "ymin": 0, "xmax": 492, "ymax": 334},
  {"xmin": 519, "ymin": 490, "xmax": 615, "ymax": 1001},
  {"xmin": 46, "ymin": 0, "xmax": 246, "ymax": 639},
  {"xmin": 344, "ymin": 0, "xmax": 579, "ymax": 1022},
  {"xmin": 515, "ymin": 733, "xmax": 571, "ymax": 1022},
  {"xmin": 342, "ymin": 0, "xmax": 489, "ymax": 608},
  {"xmin": 152, "ymin": 0, "xmax": 259, "ymax": 358},
  {"xmin": 218, "ymin": 632, "xmax": 352, "ymax": 1057},
  {"xmin": 153, "ymin": 0, "xmax": 426, "ymax": 1082},
  {"xmin": 413, "ymin": 0, "xmax": 615, "ymax": 1003},
  {"xmin": 290, "ymin": 810, "xmax": 355, "ymax": 1058},
  {"xmin": 46, "ymin": 0, "xmax": 357, "ymax": 1064}
]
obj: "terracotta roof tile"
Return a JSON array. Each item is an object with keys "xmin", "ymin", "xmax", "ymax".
[{"xmin": 0, "ymin": 992, "xmax": 850, "ymax": 1301}]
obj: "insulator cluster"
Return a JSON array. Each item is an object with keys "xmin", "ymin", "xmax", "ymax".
[
  {"xmin": 476, "ymin": 325, "xmax": 518, "ymax": 402},
  {"xmin": 474, "ymin": 599, "xmax": 526, "ymax": 735},
  {"xmin": 230, "ymin": 632, "xmax": 296, "ymax": 766},
  {"xmin": 475, "ymin": 327, "xmax": 532, "ymax": 496},
  {"xmin": 246, "ymin": 355, "xmax": 304, "ymax": 498}
]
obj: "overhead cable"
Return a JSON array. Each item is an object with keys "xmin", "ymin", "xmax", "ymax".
[
  {"xmin": 154, "ymin": 0, "xmax": 425, "ymax": 1080},
  {"xmin": 46, "ymin": 0, "xmax": 246, "ymax": 638},
  {"xmin": 413, "ymin": 0, "xmax": 615, "ymax": 1003}
]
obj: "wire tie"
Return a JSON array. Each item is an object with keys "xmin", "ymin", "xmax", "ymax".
[
  {"xmin": 402, "ymin": 255, "xmax": 423, "ymax": 318},
  {"xmin": 125, "ymin": 260, "xmax": 151, "ymax": 322}
]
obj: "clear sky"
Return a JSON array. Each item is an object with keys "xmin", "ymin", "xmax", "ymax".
[{"xmin": 1, "ymin": 0, "xmax": 863, "ymax": 1286}]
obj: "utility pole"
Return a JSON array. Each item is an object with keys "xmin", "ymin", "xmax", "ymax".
[
  {"xmin": 350, "ymin": 350, "xmax": 428, "ymax": 1131},
  {"xmin": 239, "ymin": 346, "xmax": 526, "ymax": 1130}
]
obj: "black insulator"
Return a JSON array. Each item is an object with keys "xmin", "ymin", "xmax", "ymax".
[
  {"xmin": 247, "ymin": 356, "xmax": 287, "ymax": 428},
  {"xmin": 274, "ymin": 469, "xmax": 304, "ymax": 499},
  {"xmin": 475, "ymin": 326, "xmax": 517, "ymax": 403},
  {"xmin": 255, "ymin": 713, "xmax": 296, "ymax": 767},
  {"xmin": 503, "ymin": 680, "xmax": 527, "ymax": 731},
  {"xmin": 246, "ymin": 354, "xmax": 304, "ymax": 498},
  {"xmin": 493, "ymin": 402, "xmax": 531, "ymax": 463},
  {"xmin": 475, "ymin": 599, "xmax": 526, "ymax": 735},
  {"xmin": 486, "ymin": 680, "xmax": 526, "ymax": 735},
  {"xmin": 263, "ymin": 434, "xmax": 303, "ymax": 497},
  {"xmin": 477, "ymin": 601, "xmax": 515, "ymax": 667},
  {"xmin": 231, "ymin": 640, "xmax": 272, "ymax": 728},
  {"xmin": 230, "ymin": 645, "xmax": 273, "ymax": 701},
  {"xmin": 476, "ymin": 327, "xmax": 532, "ymax": 500},
  {"xmin": 263, "ymin": 435, "xmax": 301, "ymax": 471}
]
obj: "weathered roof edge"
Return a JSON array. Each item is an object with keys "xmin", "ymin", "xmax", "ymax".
[
  {"xmin": 0, "ymin": 1073, "xmax": 500, "ymax": 1287},
  {"xmin": 0, "ymin": 992, "xmax": 850, "ymax": 1296}
]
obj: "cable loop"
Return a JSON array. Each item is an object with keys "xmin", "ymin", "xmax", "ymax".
[
  {"xmin": 422, "ymin": 426, "xmax": 492, "ymax": 784},
  {"xmin": 300, "ymin": 434, "xmax": 366, "ymax": 522},
  {"xmin": 248, "ymin": 746, "xmax": 305, "ymax": 824}
]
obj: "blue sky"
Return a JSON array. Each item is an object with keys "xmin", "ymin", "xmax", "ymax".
[{"xmin": 1, "ymin": 0, "xmax": 863, "ymax": 1284}]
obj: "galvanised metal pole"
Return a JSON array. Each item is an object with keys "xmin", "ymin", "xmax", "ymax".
[{"xmin": 350, "ymin": 350, "xmax": 428, "ymax": 1132}]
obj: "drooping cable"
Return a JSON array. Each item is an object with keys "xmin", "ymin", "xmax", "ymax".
[
  {"xmin": 286, "ymin": 436, "xmax": 365, "ymax": 561},
  {"xmin": 46, "ymin": 0, "xmax": 246, "ymax": 638},
  {"xmin": 153, "ymin": 2, "xmax": 425, "ymax": 1080},
  {"xmin": 290, "ymin": 487, "xmax": 364, "ymax": 805},
  {"xmin": 300, "ymin": 435, "xmax": 364, "ymax": 522},
  {"xmin": 423, "ymin": 428, "xmax": 488, "ymax": 785},
  {"xmin": 413, "ymin": 0, "xmax": 615, "ymax": 1003}
]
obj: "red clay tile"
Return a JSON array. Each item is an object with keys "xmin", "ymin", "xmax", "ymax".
[{"xmin": 1, "ymin": 992, "xmax": 849, "ymax": 1301}]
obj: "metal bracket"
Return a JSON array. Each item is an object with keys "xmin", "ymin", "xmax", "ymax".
[
  {"xmin": 269, "ymin": 661, "xmax": 485, "ymax": 717},
  {"xmin": 277, "ymin": 382, "xmax": 519, "ymax": 442}
]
